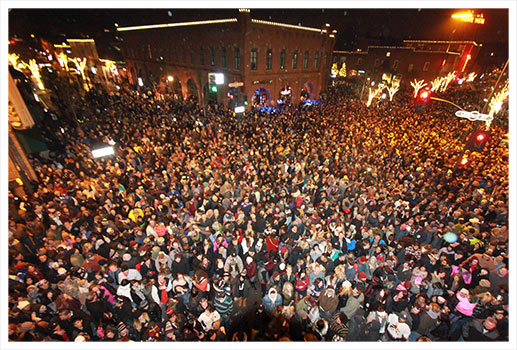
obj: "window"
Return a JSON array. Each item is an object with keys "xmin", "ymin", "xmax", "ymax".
[
  {"xmin": 266, "ymin": 49, "xmax": 272, "ymax": 70},
  {"xmin": 313, "ymin": 52, "xmax": 319, "ymax": 69},
  {"xmin": 280, "ymin": 50, "xmax": 286, "ymax": 69},
  {"xmin": 210, "ymin": 47, "xmax": 215, "ymax": 66},
  {"xmin": 357, "ymin": 57, "xmax": 362, "ymax": 66},
  {"xmin": 324, "ymin": 53, "xmax": 328, "ymax": 66},
  {"xmin": 199, "ymin": 47, "xmax": 205, "ymax": 65},
  {"xmin": 292, "ymin": 50, "xmax": 298, "ymax": 69},
  {"xmin": 190, "ymin": 47, "xmax": 195, "ymax": 64},
  {"xmin": 423, "ymin": 61, "xmax": 430, "ymax": 71},
  {"xmin": 393, "ymin": 60, "xmax": 399, "ymax": 70},
  {"xmin": 182, "ymin": 47, "xmax": 186, "ymax": 63},
  {"xmin": 221, "ymin": 47, "xmax": 227, "ymax": 67},
  {"xmin": 234, "ymin": 47, "xmax": 240, "ymax": 69},
  {"xmin": 303, "ymin": 50, "xmax": 309, "ymax": 69},
  {"xmin": 374, "ymin": 59, "xmax": 380, "ymax": 67},
  {"xmin": 408, "ymin": 63, "xmax": 414, "ymax": 73},
  {"xmin": 250, "ymin": 48, "xmax": 258, "ymax": 70}
]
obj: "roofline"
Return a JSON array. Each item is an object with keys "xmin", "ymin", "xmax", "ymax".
[
  {"xmin": 67, "ymin": 39, "xmax": 95, "ymax": 43},
  {"xmin": 251, "ymin": 19, "xmax": 323, "ymax": 33},
  {"xmin": 117, "ymin": 17, "xmax": 325, "ymax": 34},
  {"xmin": 403, "ymin": 39, "xmax": 481, "ymax": 46},
  {"xmin": 117, "ymin": 18, "xmax": 238, "ymax": 32}
]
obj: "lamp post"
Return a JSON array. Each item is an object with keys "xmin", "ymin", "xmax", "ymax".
[{"xmin": 452, "ymin": 58, "xmax": 508, "ymax": 171}]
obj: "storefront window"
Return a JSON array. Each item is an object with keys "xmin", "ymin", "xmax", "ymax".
[
  {"xmin": 280, "ymin": 50, "xmax": 286, "ymax": 69},
  {"xmin": 303, "ymin": 50, "xmax": 309, "ymax": 69},
  {"xmin": 313, "ymin": 52, "xmax": 319, "ymax": 69}
]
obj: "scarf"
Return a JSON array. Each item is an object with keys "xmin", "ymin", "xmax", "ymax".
[{"xmin": 160, "ymin": 279, "xmax": 169, "ymax": 304}]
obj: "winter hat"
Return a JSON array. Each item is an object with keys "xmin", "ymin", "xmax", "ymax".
[
  {"xmin": 358, "ymin": 256, "xmax": 367, "ymax": 264},
  {"xmin": 123, "ymin": 253, "xmax": 132, "ymax": 262},
  {"xmin": 17, "ymin": 300, "xmax": 31, "ymax": 310},
  {"xmin": 479, "ymin": 279, "xmax": 491, "ymax": 288},
  {"xmin": 74, "ymin": 335, "xmax": 86, "ymax": 342},
  {"xmin": 246, "ymin": 256, "xmax": 253, "ymax": 264},
  {"xmin": 342, "ymin": 280, "xmax": 352, "ymax": 289},
  {"xmin": 57, "ymin": 267, "xmax": 67, "ymax": 276},
  {"xmin": 358, "ymin": 272, "xmax": 367, "ymax": 282},
  {"xmin": 117, "ymin": 322, "xmax": 127, "ymax": 333}
]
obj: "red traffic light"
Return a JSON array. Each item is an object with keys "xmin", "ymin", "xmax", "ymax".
[
  {"xmin": 419, "ymin": 91, "xmax": 430, "ymax": 100},
  {"xmin": 476, "ymin": 133, "xmax": 485, "ymax": 142}
]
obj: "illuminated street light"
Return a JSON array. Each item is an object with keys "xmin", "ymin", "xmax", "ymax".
[
  {"xmin": 451, "ymin": 11, "xmax": 474, "ymax": 19},
  {"xmin": 168, "ymin": 75, "xmax": 174, "ymax": 82}
]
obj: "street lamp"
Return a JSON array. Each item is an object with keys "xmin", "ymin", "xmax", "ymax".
[{"xmin": 168, "ymin": 75, "xmax": 174, "ymax": 82}]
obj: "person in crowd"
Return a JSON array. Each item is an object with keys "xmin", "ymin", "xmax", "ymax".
[{"xmin": 7, "ymin": 74, "xmax": 509, "ymax": 342}]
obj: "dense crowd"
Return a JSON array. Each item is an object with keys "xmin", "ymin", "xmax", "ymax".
[{"xmin": 8, "ymin": 78, "xmax": 509, "ymax": 342}]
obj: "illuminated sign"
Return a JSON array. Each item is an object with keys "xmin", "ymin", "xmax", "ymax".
[
  {"xmin": 214, "ymin": 73, "xmax": 224, "ymax": 85},
  {"xmin": 235, "ymin": 106, "xmax": 245, "ymax": 113},
  {"xmin": 451, "ymin": 11, "xmax": 485, "ymax": 25},
  {"xmin": 92, "ymin": 146, "xmax": 115, "ymax": 158},
  {"xmin": 455, "ymin": 110, "xmax": 493, "ymax": 122}
]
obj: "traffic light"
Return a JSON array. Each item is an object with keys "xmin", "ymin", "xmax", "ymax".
[
  {"xmin": 466, "ymin": 130, "xmax": 489, "ymax": 153},
  {"xmin": 243, "ymin": 95, "xmax": 248, "ymax": 106},
  {"xmin": 208, "ymin": 73, "xmax": 217, "ymax": 93},
  {"xmin": 419, "ymin": 90, "xmax": 430, "ymax": 101},
  {"xmin": 415, "ymin": 88, "xmax": 430, "ymax": 113},
  {"xmin": 229, "ymin": 93, "xmax": 234, "ymax": 101}
]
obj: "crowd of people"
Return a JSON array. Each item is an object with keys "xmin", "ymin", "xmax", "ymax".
[{"xmin": 8, "ymin": 76, "xmax": 509, "ymax": 342}]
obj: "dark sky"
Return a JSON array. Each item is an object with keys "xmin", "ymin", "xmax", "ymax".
[{"xmin": 9, "ymin": 8, "xmax": 509, "ymax": 50}]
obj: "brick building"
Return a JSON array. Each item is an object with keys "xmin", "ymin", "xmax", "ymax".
[
  {"xmin": 333, "ymin": 40, "xmax": 482, "ymax": 87},
  {"xmin": 117, "ymin": 9, "xmax": 335, "ymax": 108}
]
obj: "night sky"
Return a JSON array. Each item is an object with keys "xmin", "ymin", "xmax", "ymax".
[{"xmin": 9, "ymin": 8, "xmax": 509, "ymax": 51}]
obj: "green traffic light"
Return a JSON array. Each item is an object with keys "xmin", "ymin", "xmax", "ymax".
[{"xmin": 211, "ymin": 86, "xmax": 217, "ymax": 93}]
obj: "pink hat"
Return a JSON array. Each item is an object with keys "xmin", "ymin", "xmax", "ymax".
[{"xmin": 401, "ymin": 224, "xmax": 407, "ymax": 231}]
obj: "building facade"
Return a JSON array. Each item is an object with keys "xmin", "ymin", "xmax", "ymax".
[
  {"xmin": 333, "ymin": 40, "xmax": 482, "ymax": 87},
  {"xmin": 117, "ymin": 9, "xmax": 336, "ymax": 108}
]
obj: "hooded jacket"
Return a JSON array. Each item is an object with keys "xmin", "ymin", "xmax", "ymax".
[
  {"xmin": 262, "ymin": 288, "xmax": 283, "ymax": 313},
  {"xmin": 319, "ymin": 288, "xmax": 339, "ymax": 314}
]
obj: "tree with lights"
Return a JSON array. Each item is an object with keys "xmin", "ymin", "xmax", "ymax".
[
  {"xmin": 440, "ymin": 72, "xmax": 456, "ymax": 92},
  {"xmin": 387, "ymin": 85, "xmax": 399, "ymax": 101},
  {"xmin": 70, "ymin": 57, "xmax": 90, "ymax": 91},
  {"xmin": 331, "ymin": 63, "xmax": 338, "ymax": 77},
  {"xmin": 8, "ymin": 53, "xmax": 20, "ymax": 68},
  {"xmin": 430, "ymin": 76, "xmax": 445, "ymax": 92},
  {"xmin": 57, "ymin": 52, "xmax": 70, "ymax": 71},
  {"xmin": 366, "ymin": 86, "xmax": 382, "ymax": 107},
  {"xmin": 410, "ymin": 79, "xmax": 427, "ymax": 98},
  {"xmin": 338, "ymin": 62, "xmax": 347, "ymax": 77},
  {"xmin": 23, "ymin": 59, "xmax": 44, "ymax": 90}
]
